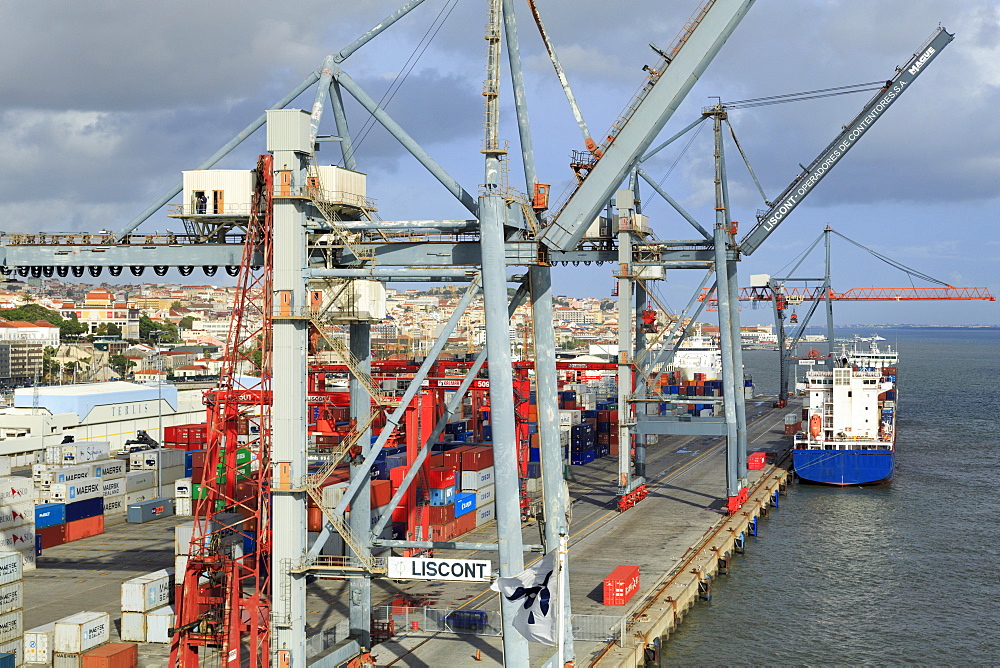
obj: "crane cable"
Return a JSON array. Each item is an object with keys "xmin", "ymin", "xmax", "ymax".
[
  {"xmin": 721, "ymin": 80, "xmax": 886, "ymax": 109},
  {"xmin": 344, "ymin": 0, "xmax": 460, "ymax": 164},
  {"xmin": 829, "ymin": 229, "xmax": 952, "ymax": 288}
]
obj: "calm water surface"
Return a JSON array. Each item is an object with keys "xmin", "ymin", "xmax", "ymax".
[{"xmin": 658, "ymin": 328, "xmax": 1000, "ymax": 666}]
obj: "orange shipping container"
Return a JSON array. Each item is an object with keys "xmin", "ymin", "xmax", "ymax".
[
  {"xmin": 66, "ymin": 515, "xmax": 104, "ymax": 542},
  {"xmin": 370, "ymin": 480, "xmax": 392, "ymax": 508},
  {"xmin": 82, "ymin": 643, "xmax": 139, "ymax": 668}
]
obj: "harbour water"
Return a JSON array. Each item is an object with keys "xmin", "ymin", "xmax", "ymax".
[{"xmin": 659, "ymin": 328, "xmax": 999, "ymax": 665}]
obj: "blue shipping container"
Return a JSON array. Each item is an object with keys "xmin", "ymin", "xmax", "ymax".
[
  {"xmin": 526, "ymin": 461, "xmax": 541, "ymax": 478},
  {"xmin": 35, "ymin": 502, "xmax": 66, "ymax": 529},
  {"xmin": 429, "ymin": 486, "xmax": 455, "ymax": 507},
  {"xmin": 482, "ymin": 425, "xmax": 492, "ymax": 441},
  {"xmin": 454, "ymin": 492, "xmax": 477, "ymax": 517},
  {"xmin": 571, "ymin": 449, "xmax": 595, "ymax": 465},
  {"xmin": 529, "ymin": 448, "xmax": 540, "ymax": 462},
  {"xmin": 65, "ymin": 497, "xmax": 104, "ymax": 523},
  {"xmin": 0, "ymin": 651, "xmax": 15, "ymax": 668}
]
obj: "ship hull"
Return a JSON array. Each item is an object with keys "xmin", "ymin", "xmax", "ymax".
[{"xmin": 792, "ymin": 449, "xmax": 894, "ymax": 485}]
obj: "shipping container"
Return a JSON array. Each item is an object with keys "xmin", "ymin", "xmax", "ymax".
[
  {"xmin": 474, "ymin": 484, "xmax": 495, "ymax": 509},
  {"xmin": 0, "ymin": 502, "xmax": 31, "ymax": 531},
  {"xmin": 93, "ymin": 460, "xmax": 126, "ymax": 479},
  {"xmin": 81, "ymin": 642, "xmax": 138, "ymax": 668},
  {"xmin": 426, "ymin": 467, "xmax": 455, "ymax": 490},
  {"xmin": 49, "ymin": 477, "xmax": 102, "ymax": 503},
  {"xmin": 127, "ymin": 499, "xmax": 174, "ymax": 524},
  {"xmin": 101, "ymin": 478, "xmax": 125, "ymax": 498},
  {"xmin": 24, "ymin": 622, "xmax": 55, "ymax": 664},
  {"xmin": 66, "ymin": 497, "xmax": 104, "ymax": 523},
  {"xmin": 123, "ymin": 471, "xmax": 155, "ymax": 493},
  {"xmin": 124, "ymin": 490, "xmax": 156, "ymax": 506},
  {"xmin": 474, "ymin": 503, "xmax": 495, "ymax": 527},
  {"xmin": 38, "ymin": 465, "xmax": 91, "ymax": 487},
  {"xmin": 0, "ymin": 528, "xmax": 34, "ymax": 555},
  {"xmin": 66, "ymin": 516, "xmax": 104, "ymax": 542},
  {"xmin": 37, "ymin": 524, "xmax": 67, "ymax": 549},
  {"xmin": 54, "ymin": 612, "xmax": 110, "ymax": 654},
  {"xmin": 460, "ymin": 447, "xmax": 493, "ymax": 472},
  {"xmin": 117, "ymin": 613, "xmax": 145, "ymax": 643},
  {"xmin": 102, "ymin": 495, "xmax": 126, "ymax": 517},
  {"xmin": 174, "ymin": 478, "xmax": 192, "ymax": 499},
  {"xmin": 130, "ymin": 449, "xmax": 185, "ymax": 471},
  {"xmin": 175, "ymin": 498, "xmax": 192, "ymax": 516},
  {"xmin": 0, "ymin": 650, "xmax": 13, "ymax": 668},
  {"xmin": 460, "ymin": 467, "xmax": 494, "ymax": 491},
  {"xmin": 603, "ymin": 565, "xmax": 640, "ymax": 606},
  {"xmin": 35, "ymin": 502, "xmax": 67, "ymax": 529},
  {"xmin": 145, "ymin": 605, "xmax": 173, "ymax": 644},
  {"xmin": 0, "ymin": 554, "xmax": 20, "ymax": 587},
  {"xmin": 454, "ymin": 492, "xmax": 476, "ymax": 517},
  {"xmin": 54, "ymin": 652, "xmax": 86, "ymax": 668},
  {"xmin": 120, "ymin": 570, "xmax": 174, "ymax": 613},
  {"xmin": 0, "ymin": 479, "xmax": 31, "ymax": 505},
  {"xmin": 62, "ymin": 442, "xmax": 111, "ymax": 465},
  {"xmin": 0, "ymin": 609, "xmax": 22, "ymax": 644},
  {"xmin": 428, "ymin": 486, "xmax": 454, "ymax": 507},
  {"xmin": 0, "ymin": 582, "xmax": 22, "ymax": 616}
]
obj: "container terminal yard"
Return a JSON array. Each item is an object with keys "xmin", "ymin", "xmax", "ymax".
[{"xmin": 0, "ymin": 0, "xmax": 989, "ymax": 666}]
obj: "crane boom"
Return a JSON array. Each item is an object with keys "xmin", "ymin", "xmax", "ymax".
[
  {"xmin": 539, "ymin": 0, "xmax": 756, "ymax": 252},
  {"xmin": 739, "ymin": 26, "xmax": 954, "ymax": 256},
  {"xmin": 739, "ymin": 285, "xmax": 995, "ymax": 301}
]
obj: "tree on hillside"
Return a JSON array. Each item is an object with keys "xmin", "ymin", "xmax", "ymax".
[
  {"xmin": 139, "ymin": 315, "xmax": 178, "ymax": 344},
  {"xmin": 109, "ymin": 354, "xmax": 135, "ymax": 379},
  {"xmin": 178, "ymin": 316, "xmax": 195, "ymax": 330}
]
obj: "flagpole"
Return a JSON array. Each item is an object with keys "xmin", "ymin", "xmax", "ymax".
[{"xmin": 557, "ymin": 532, "xmax": 567, "ymax": 667}]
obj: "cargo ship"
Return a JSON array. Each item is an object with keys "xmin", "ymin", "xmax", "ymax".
[{"xmin": 792, "ymin": 335, "xmax": 898, "ymax": 485}]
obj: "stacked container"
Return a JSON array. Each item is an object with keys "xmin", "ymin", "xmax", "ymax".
[
  {"xmin": 0, "ymin": 553, "xmax": 23, "ymax": 665},
  {"xmin": 129, "ymin": 449, "xmax": 185, "ymax": 490},
  {"xmin": 120, "ymin": 569, "xmax": 174, "ymax": 643},
  {"xmin": 174, "ymin": 478, "xmax": 192, "ymax": 516},
  {"xmin": 454, "ymin": 447, "xmax": 494, "ymax": 529},
  {"xmin": 162, "ymin": 423, "xmax": 208, "ymax": 451},
  {"xmin": 52, "ymin": 612, "xmax": 110, "ymax": 667},
  {"xmin": 24, "ymin": 622, "xmax": 55, "ymax": 664},
  {"xmin": 0, "ymin": 480, "xmax": 34, "ymax": 572}
]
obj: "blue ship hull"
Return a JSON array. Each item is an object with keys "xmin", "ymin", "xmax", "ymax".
[{"xmin": 792, "ymin": 449, "xmax": 894, "ymax": 485}]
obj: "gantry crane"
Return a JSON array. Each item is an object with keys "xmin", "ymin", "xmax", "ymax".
[{"xmin": 703, "ymin": 227, "xmax": 995, "ymax": 403}]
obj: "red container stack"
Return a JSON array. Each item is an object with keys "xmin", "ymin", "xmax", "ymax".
[
  {"xmin": 603, "ymin": 565, "xmax": 640, "ymax": 605},
  {"xmin": 427, "ymin": 467, "xmax": 456, "ymax": 490},
  {"xmin": 460, "ymin": 446, "xmax": 493, "ymax": 472},
  {"xmin": 748, "ymin": 451, "xmax": 767, "ymax": 470}
]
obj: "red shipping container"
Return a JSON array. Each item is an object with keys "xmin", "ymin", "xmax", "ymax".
[
  {"xmin": 460, "ymin": 446, "xmax": 494, "ymax": 472},
  {"xmin": 427, "ymin": 504, "xmax": 454, "ymax": 525},
  {"xmin": 390, "ymin": 465, "xmax": 410, "ymax": 491},
  {"xmin": 428, "ymin": 453, "xmax": 446, "ymax": 468},
  {"xmin": 427, "ymin": 467, "xmax": 456, "ymax": 490},
  {"xmin": 452, "ymin": 510, "xmax": 475, "ymax": 536},
  {"xmin": 82, "ymin": 642, "xmax": 139, "ymax": 668},
  {"xmin": 370, "ymin": 480, "xmax": 392, "ymax": 508},
  {"xmin": 66, "ymin": 515, "xmax": 104, "ymax": 542},
  {"xmin": 37, "ymin": 524, "xmax": 67, "ymax": 549},
  {"xmin": 391, "ymin": 504, "xmax": 409, "ymax": 523},
  {"xmin": 603, "ymin": 565, "xmax": 640, "ymax": 605},
  {"xmin": 443, "ymin": 446, "xmax": 474, "ymax": 471},
  {"xmin": 748, "ymin": 452, "xmax": 767, "ymax": 470}
]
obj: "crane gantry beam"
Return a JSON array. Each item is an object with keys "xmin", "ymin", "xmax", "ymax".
[{"xmin": 705, "ymin": 285, "xmax": 996, "ymax": 304}]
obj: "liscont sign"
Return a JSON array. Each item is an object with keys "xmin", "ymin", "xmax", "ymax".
[{"xmin": 387, "ymin": 557, "xmax": 492, "ymax": 582}]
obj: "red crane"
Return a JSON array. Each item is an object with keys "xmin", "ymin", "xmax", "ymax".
[{"xmin": 171, "ymin": 155, "xmax": 275, "ymax": 667}]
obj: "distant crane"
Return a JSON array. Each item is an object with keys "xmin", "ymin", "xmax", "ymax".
[{"xmin": 701, "ymin": 227, "xmax": 995, "ymax": 403}]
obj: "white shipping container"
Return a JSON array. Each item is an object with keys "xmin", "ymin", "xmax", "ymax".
[
  {"xmin": 120, "ymin": 569, "xmax": 174, "ymax": 613},
  {"xmin": 174, "ymin": 555, "xmax": 189, "ymax": 577},
  {"xmin": 38, "ymin": 466, "xmax": 91, "ymax": 487},
  {"xmin": 125, "ymin": 490, "xmax": 157, "ymax": 506},
  {"xmin": 47, "ymin": 477, "xmax": 102, "ymax": 503},
  {"xmin": 53, "ymin": 611, "xmax": 110, "ymax": 654},
  {"xmin": 24, "ymin": 622, "xmax": 56, "ymax": 664},
  {"xmin": 119, "ymin": 611, "xmax": 145, "ymax": 643},
  {"xmin": 558, "ymin": 410, "xmax": 582, "ymax": 426},
  {"xmin": 0, "ymin": 478, "xmax": 32, "ymax": 506},
  {"xmin": 31, "ymin": 464, "xmax": 50, "ymax": 482},
  {"xmin": 475, "ymin": 502, "xmax": 495, "ymax": 527},
  {"xmin": 174, "ymin": 523, "xmax": 194, "ymax": 556},
  {"xmin": 0, "ymin": 528, "xmax": 33, "ymax": 554},
  {"xmin": 475, "ymin": 484, "xmax": 495, "ymax": 509},
  {"xmin": 101, "ymin": 478, "xmax": 125, "ymax": 498},
  {"xmin": 321, "ymin": 482, "xmax": 349, "ymax": 508},
  {"xmin": 103, "ymin": 495, "xmax": 126, "ymax": 516},
  {"xmin": 93, "ymin": 459, "xmax": 126, "ymax": 479},
  {"xmin": 146, "ymin": 605, "xmax": 174, "ymax": 644},
  {"xmin": 0, "ymin": 553, "xmax": 21, "ymax": 586},
  {"xmin": 131, "ymin": 449, "xmax": 185, "ymax": 471},
  {"xmin": 460, "ymin": 466, "xmax": 494, "ymax": 491},
  {"xmin": 0, "ymin": 609, "xmax": 22, "ymax": 644},
  {"xmin": 175, "ymin": 498, "xmax": 192, "ymax": 516},
  {"xmin": 45, "ymin": 447, "xmax": 63, "ymax": 466},
  {"xmin": 0, "ymin": 502, "xmax": 31, "ymax": 531},
  {"xmin": 125, "ymin": 471, "xmax": 155, "ymax": 493},
  {"xmin": 62, "ymin": 442, "xmax": 110, "ymax": 465},
  {"xmin": 157, "ymin": 465, "xmax": 185, "ymax": 486},
  {"xmin": 54, "ymin": 652, "xmax": 85, "ymax": 668},
  {"xmin": 0, "ymin": 582, "xmax": 20, "ymax": 619},
  {"xmin": 174, "ymin": 478, "xmax": 192, "ymax": 499}
]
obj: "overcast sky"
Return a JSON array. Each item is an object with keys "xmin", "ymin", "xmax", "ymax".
[{"xmin": 0, "ymin": 0, "xmax": 996, "ymax": 325}]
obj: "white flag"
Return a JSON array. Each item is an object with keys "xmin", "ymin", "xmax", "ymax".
[{"xmin": 491, "ymin": 552, "xmax": 558, "ymax": 645}]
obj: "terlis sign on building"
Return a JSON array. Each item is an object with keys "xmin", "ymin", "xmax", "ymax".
[{"xmin": 387, "ymin": 557, "xmax": 491, "ymax": 582}]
